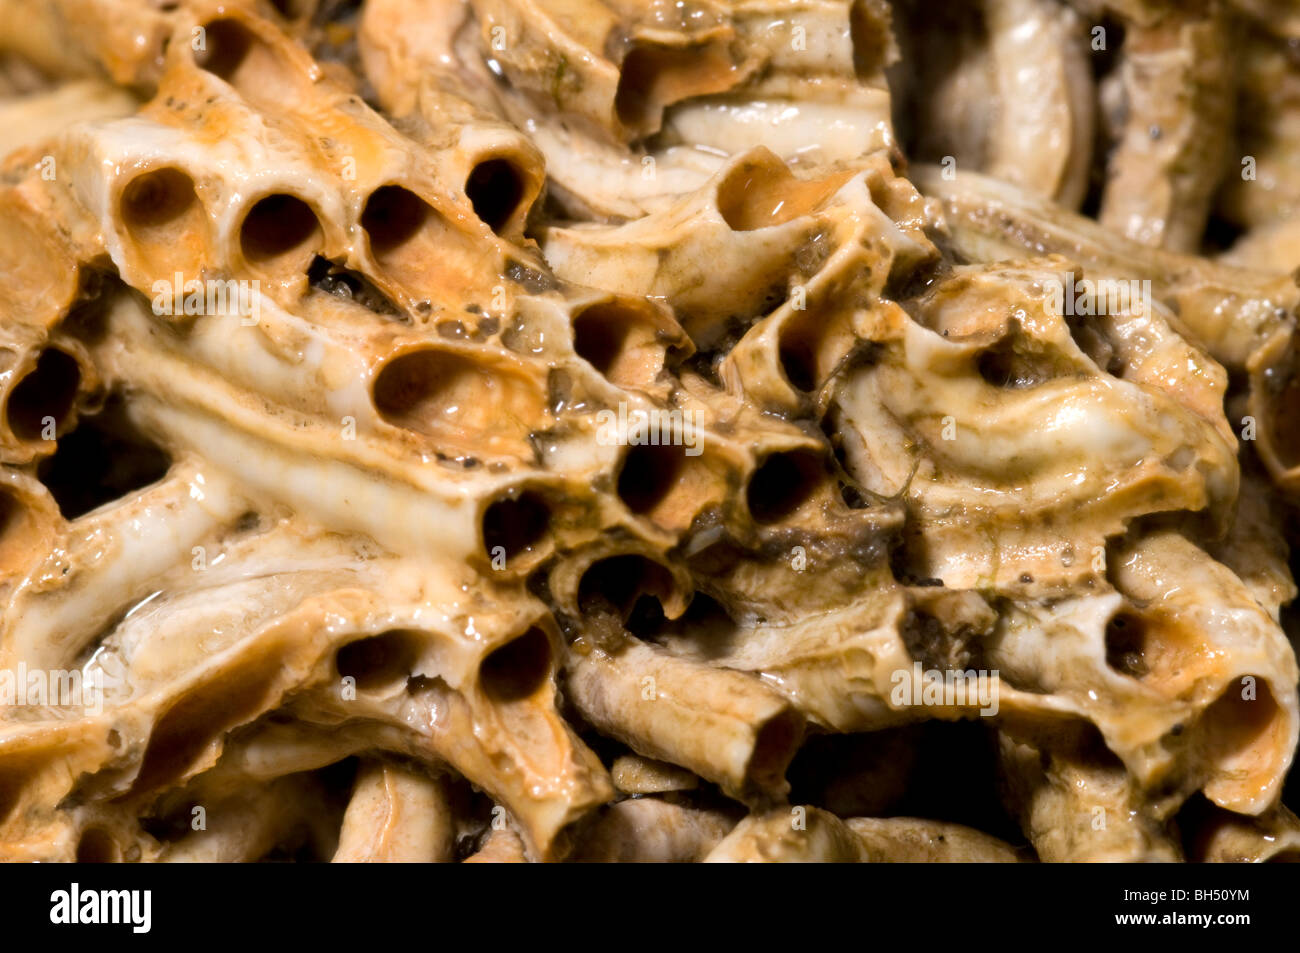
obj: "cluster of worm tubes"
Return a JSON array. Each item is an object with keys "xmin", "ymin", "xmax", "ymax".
[{"xmin": 0, "ymin": 0, "xmax": 1296, "ymax": 862}]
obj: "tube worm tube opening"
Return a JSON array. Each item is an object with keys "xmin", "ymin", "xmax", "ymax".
[
  {"xmin": 976, "ymin": 332, "xmax": 1057, "ymax": 389},
  {"xmin": 119, "ymin": 168, "xmax": 208, "ymax": 280},
  {"xmin": 614, "ymin": 40, "xmax": 747, "ymax": 138},
  {"xmin": 716, "ymin": 155, "xmax": 850, "ymax": 231},
  {"xmin": 373, "ymin": 349, "xmax": 460, "ymax": 424},
  {"xmin": 194, "ymin": 18, "xmax": 303, "ymax": 103},
  {"xmin": 335, "ymin": 630, "xmax": 419, "ymax": 692},
  {"xmin": 616, "ymin": 438, "xmax": 716, "ymax": 531},
  {"xmin": 479, "ymin": 627, "xmax": 551, "ymax": 703},
  {"xmin": 572, "ymin": 300, "xmax": 678, "ymax": 389},
  {"xmin": 1104, "ymin": 610, "xmax": 1149, "ymax": 678},
  {"xmin": 577, "ymin": 554, "xmax": 676, "ymax": 620},
  {"xmin": 239, "ymin": 193, "xmax": 323, "ymax": 273},
  {"xmin": 615, "ymin": 46, "xmax": 676, "ymax": 132},
  {"xmin": 194, "ymin": 18, "xmax": 253, "ymax": 79},
  {"xmin": 120, "ymin": 166, "xmax": 205, "ymax": 279},
  {"xmin": 360, "ymin": 184, "xmax": 493, "ymax": 303},
  {"xmin": 7, "ymin": 348, "xmax": 80, "ymax": 442},
  {"xmin": 121, "ymin": 168, "xmax": 197, "ymax": 231},
  {"xmin": 371, "ymin": 347, "xmax": 543, "ymax": 457},
  {"xmin": 362, "ymin": 185, "xmax": 430, "ymax": 261},
  {"xmin": 617, "ymin": 443, "xmax": 686, "ymax": 516},
  {"xmin": 466, "ymin": 158, "xmax": 526, "ymax": 235},
  {"xmin": 481, "ymin": 490, "xmax": 550, "ymax": 563},
  {"xmin": 573, "ymin": 304, "xmax": 633, "ymax": 377},
  {"xmin": 746, "ymin": 449, "xmax": 823, "ymax": 523},
  {"xmin": 76, "ymin": 827, "xmax": 121, "ymax": 863},
  {"xmin": 777, "ymin": 302, "xmax": 857, "ymax": 395},
  {"xmin": 746, "ymin": 708, "xmax": 805, "ymax": 793},
  {"xmin": 37, "ymin": 399, "xmax": 172, "ymax": 520},
  {"xmin": 1199, "ymin": 676, "xmax": 1289, "ymax": 808},
  {"xmin": 131, "ymin": 663, "xmax": 279, "ymax": 795},
  {"xmin": 361, "ymin": 184, "xmax": 492, "ymax": 304},
  {"xmin": 779, "ymin": 327, "xmax": 820, "ymax": 393}
]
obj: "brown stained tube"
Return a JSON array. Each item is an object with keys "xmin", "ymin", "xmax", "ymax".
[
  {"xmin": 983, "ymin": 0, "xmax": 1096, "ymax": 210},
  {"xmin": 1097, "ymin": 4, "xmax": 1235, "ymax": 251},
  {"xmin": 404, "ymin": 68, "xmax": 547, "ymax": 224},
  {"xmin": 568, "ymin": 797, "xmax": 736, "ymax": 862},
  {"xmin": 117, "ymin": 593, "xmax": 576, "ymax": 859},
  {"xmin": 468, "ymin": 0, "xmax": 757, "ymax": 143},
  {"xmin": 358, "ymin": 5, "xmax": 546, "ymax": 238},
  {"xmin": 286, "ymin": 674, "xmax": 609, "ymax": 864},
  {"xmin": 332, "ymin": 761, "xmax": 455, "ymax": 862},
  {"xmin": 997, "ymin": 733, "xmax": 1182, "ymax": 862},
  {"xmin": 558, "ymin": 549, "xmax": 692, "ymax": 625},
  {"xmin": 913, "ymin": 165, "xmax": 1298, "ymax": 372},
  {"xmin": 159, "ymin": 775, "xmax": 335, "ymax": 862},
  {"xmin": 775, "ymin": 300, "xmax": 859, "ymax": 398},
  {"xmin": 422, "ymin": 636, "xmax": 614, "ymax": 861},
  {"xmin": 846, "ymin": 817, "xmax": 1025, "ymax": 862},
  {"xmin": 190, "ymin": 7, "xmax": 489, "ymax": 305},
  {"xmin": 564, "ymin": 634, "xmax": 804, "ymax": 803},
  {"xmin": 193, "ymin": 10, "xmax": 501, "ymax": 305},
  {"xmin": 705, "ymin": 806, "xmax": 870, "ymax": 862},
  {"xmin": 129, "ymin": 655, "xmax": 287, "ymax": 798},
  {"xmin": 612, "ymin": 38, "xmax": 754, "ymax": 140},
  {"xmin": 1247, "ymin": 330, "xmax": 1300, "ymax": 495},
  {"xmin": 610, "ymin": 754, "xmax": 699, "ymax": 795}
]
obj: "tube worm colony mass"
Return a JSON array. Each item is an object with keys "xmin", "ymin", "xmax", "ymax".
[{"xmin": 0, "ymin": 0, "xmax": 1297, "ymax": 862}]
